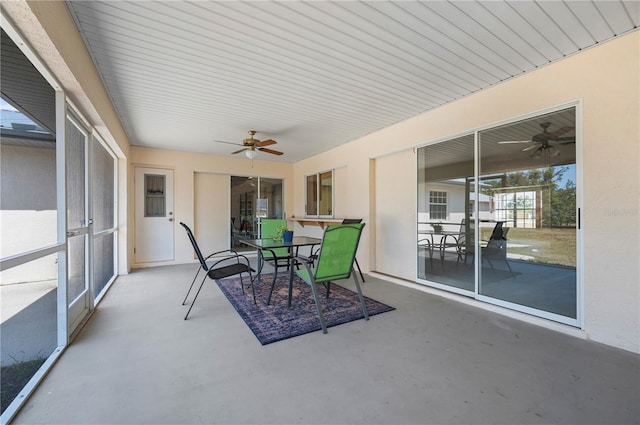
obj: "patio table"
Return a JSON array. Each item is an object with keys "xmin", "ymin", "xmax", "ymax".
[{"xmin": 240, "ymin": 236, "xmax": 322, "ymax": 306}]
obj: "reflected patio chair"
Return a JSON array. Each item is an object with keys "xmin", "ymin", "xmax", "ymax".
[
  {"xmin": 180, "ymin": 222, "xmax": 254, "ymax": 320},
  {"xmin": 481, "ymin": 227, "xmax": 514, "ymax": 274},
  {"xmin": 418, "ymin": 237, "xmax": 433, "ymax": 273},
  {"xmin": 456, "ymin": 219, "xmax": 473, "ymax": 265},
  {"xmin": 291, "ymin": 223, "xmax": 369, "ymax": 334}
]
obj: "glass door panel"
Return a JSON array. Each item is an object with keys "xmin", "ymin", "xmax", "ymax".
[
  {"xmin": 417, "ymin": 134, "xmax": 475, "ymax": 292},
  {"xmin": 478, "ymin": 107, "xmax": 577, "ymax": 319},
  {"xmin": 230, "ymin": 176, "xmax": 284, "ymax": 249},
  {"xmin": 231, "ymin": 176, "xmax": 257, "ymax": 250}
]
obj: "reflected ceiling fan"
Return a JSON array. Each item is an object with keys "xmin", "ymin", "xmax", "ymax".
[
  {"xmin": 499, "ymin": 122, "xmax": 575, "ymax": 158},
  {"xmin": 214, "ymin": 130, "xmax": 284, "ymax": 159}
]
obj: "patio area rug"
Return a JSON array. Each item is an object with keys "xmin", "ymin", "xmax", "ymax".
[{"xmin": 216, "ymin": 273, "xmax": 395, "ymax": 345}]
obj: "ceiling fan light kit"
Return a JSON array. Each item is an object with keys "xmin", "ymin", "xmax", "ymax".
[{"xmin": 245, "ymin": 149, "xmax": 257, "ymax": 159}]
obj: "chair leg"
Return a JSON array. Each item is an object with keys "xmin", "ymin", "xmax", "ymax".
[
  {"xmin": 504, "ymin": 259, "xmax": 514, "ymax": 276},
  {"xmin": 352, "ymin": 268, "xmax": 369, "ymax": 321},
  {"xmin": 182, "ymin": 266, "xmax": 203, "ymax": 305},
  {"xmin": 265, "ymin": 259, "xmax": 281, "ymax": 306},
  {"xmin": 308, "ymin": 278, "xmax": 328, "ymax": 334},
  {"xmin": 266, "ymin": 270, "xmax": 278, "ymax": 306},
  {"xmin": 240, "ymin": 273, "xmax": 257, "ymax": 304},
  {"xmin": 184, "ymin": 275, "xmax": 207, "ymax": 320},
  {"xmin": 354, "ymin": 257, "xmax": 365, "ymax": 283}
]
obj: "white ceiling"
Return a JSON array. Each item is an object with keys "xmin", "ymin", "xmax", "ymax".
[{"xmin": 65, "ymin": 0, "xmax": 638, "ymax": 163}]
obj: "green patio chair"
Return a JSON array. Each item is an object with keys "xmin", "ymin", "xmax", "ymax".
[
  {"xmin": 260, "ymin": 218, "xmax": 291, "ymax": 273},
  {"xmin": 293, "ymin": 223, "xmax": 369, "ymax": 334}
]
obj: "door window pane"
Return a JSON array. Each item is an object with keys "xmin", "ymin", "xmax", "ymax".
[{"xmin": 144, "ymin": 174, "xmax": 165, "ymax": 217}]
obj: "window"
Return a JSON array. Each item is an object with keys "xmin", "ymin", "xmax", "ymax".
[
  {"xmin": 305, "ymin": 170, "xmax": 333, "ymax": 217},
  {"xmin": 429, "ymin": 191, "xmax": 447, "ymax": 220},
  {"xmin": 144, "ymin": 174, "xmax": 166, "ymax": 217}
]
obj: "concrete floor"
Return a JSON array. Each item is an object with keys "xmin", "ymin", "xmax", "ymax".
[{"xmin": 13, "ymin": 263, "xmax": 640, "ymax": 425}]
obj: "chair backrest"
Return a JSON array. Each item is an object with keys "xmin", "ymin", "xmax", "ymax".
[
  {"xmin": 260, "ymin": 218, "xmax": 286, "ymax": 238},
  {"xmin": 489, "ymin": 222, "xmax": 505, "ymax": 240},
  {"xmin": 485, "ymin": 228, "xmax": 509, "ymax": 257},
  {"xmin": 314, "ymin": 223, "xmax": 365, "ymax": 282},
  {"xmin": 260, "ymin": 218, "xmax": 288, "ymax": 257},
  {"xmin": 341, "ymin": 218, "xmax": 363, "ymax": 224},
  {"xmin": 180, "ymin": 222, "xmax": 208, "ymax": 271}
]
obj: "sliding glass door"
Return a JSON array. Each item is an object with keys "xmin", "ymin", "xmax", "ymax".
[
  {"xmin": 230, "ymin": 176, "xmax": 283, "ymax": 250},
  {"xmin": 417, "ymin": 106, "xmax": 578, "ymax": 324}
]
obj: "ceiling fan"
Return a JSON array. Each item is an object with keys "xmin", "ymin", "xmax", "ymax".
[
  {"xmin": 499, "ymin": 122, "xmax": 575, "ymax": 158},
  {"xmin": 214, "ymin": 130, "xmax": 284, "ymax": 159}
]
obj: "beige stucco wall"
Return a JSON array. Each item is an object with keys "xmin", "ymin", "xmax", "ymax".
[{"xmin": 293, "ymin": 31, "xmax": 640, "ymax": 353}]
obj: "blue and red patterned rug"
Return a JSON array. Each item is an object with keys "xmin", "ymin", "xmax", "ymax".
[{"xmin": 216, "ymin": 273, "xmax": 395, "ymax": 345}]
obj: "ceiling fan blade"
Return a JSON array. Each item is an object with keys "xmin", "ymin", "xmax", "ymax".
[
  {"xmin": 522, "ymin": 143, "xmax": 541, "ymax": 152},
  {"xmin": 256, "ymin": 139, "xmax": 277, "ymax": 147},
  {"xmin": 498, "ymin": 140, "xmax": 532, "ymax": 144},
  {"xmin": 258, "ymin": 147, "xmax": 284, "ymax": 156},
  {"xmin": 213, "ymin": 140, "xmax": 243, "ymax": 147},
  {"xmin": 231, "ymin": 148, "xmax": 248, "ymax": 155},
  {"xmin": 548, "ymin": 126, "xmax": 574, "ymax": 139}
]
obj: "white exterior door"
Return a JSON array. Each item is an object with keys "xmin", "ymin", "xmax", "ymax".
[{"xmin": 135, "ymin": 167, "xmax": 174, "ymax": 263}]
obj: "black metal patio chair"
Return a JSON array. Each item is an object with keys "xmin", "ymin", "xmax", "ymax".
[{"xmin": 180, "ymin": 222, "xmax": 255, "ymax": 320}]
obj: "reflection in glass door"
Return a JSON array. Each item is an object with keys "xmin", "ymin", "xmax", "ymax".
[
  {"xmin": 478, "ymin": 108, "xmax": 577, "ymax": 320},
  {"xmin": 417, "ymin": 106, "xmax": 578, "ymax": 324}
]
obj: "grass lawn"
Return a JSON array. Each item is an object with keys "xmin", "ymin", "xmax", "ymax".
[{"xmin": 480, "ymin": 227, "xmax": 576, "ymax": 268}]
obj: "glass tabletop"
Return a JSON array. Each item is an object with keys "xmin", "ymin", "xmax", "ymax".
[{"xmin": 240, "ymin": 236, "xmax": 321, "ymax": 250}]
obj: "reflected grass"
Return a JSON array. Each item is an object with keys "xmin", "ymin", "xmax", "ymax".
[{"xmin": 481, "ymin": 227, "xmax": 576, "ymax": 267}]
